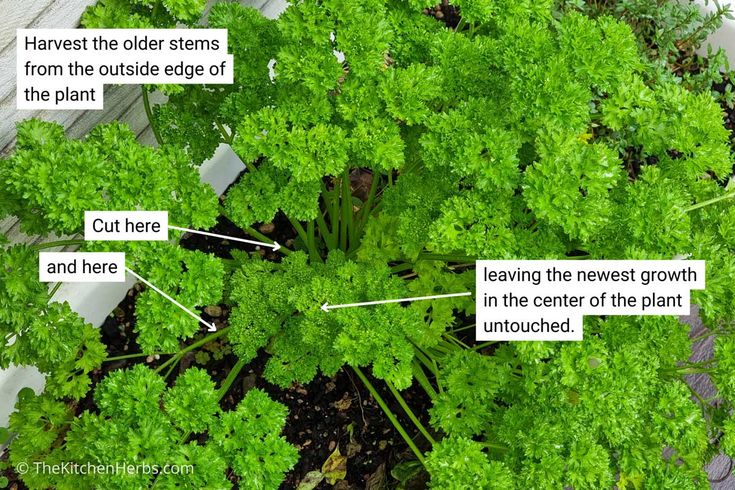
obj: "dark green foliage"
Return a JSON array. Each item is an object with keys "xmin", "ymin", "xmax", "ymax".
[
  {"xmin": 229, "ymin": 251, "xmax": 472, "ymax": 389},
  {"xmin": 4, "ymin": 0, "xmax": 735, "ymax": 488},
  {"xmin": 82, "ymin": 0, "xmax": 206, "ymax": 28},
  {"xmin": 426, "ymin": 317, "xmax": 710, "ymax": 488},
  {"xmin": 7, "ymin": 365, "xmax": 297, "ymax": 490},
  {"xmin": 0, "ymin": 245, "xmax": 105, "ymax": 399},
  {"xmin": 0, "ymin": 120, "xmax": 218, "ymax": 236}
]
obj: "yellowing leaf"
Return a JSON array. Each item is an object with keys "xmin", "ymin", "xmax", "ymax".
[{"xmin": 321, "ymin": 446, "xmax": 347, "ymax": 485}]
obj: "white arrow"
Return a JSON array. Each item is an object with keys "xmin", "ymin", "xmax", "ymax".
[
  {"xmin": 168, "ymin": 225, "xmax": 281, "ymax": 251},
  {"xmin": 126, "ymin": 267, "xmax": 217, "ymax": 332},
  {"xmin": 321, "ymin": 291, "xmax": 472, "ymax": 312}
]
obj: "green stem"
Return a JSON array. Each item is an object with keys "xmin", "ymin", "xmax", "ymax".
[
  {"xmin": 479, "ymin": 440, "xmax": 509, "ymax": 452},
  {"xmin": 352, "ymin": 367, "xmax": 426, "ymax": 466},
  {"xmin": 321, "ymin": 181, "xmax": 339, "ymax": 240},
  {"xmin": 385, "ymin": 380, "xmax": 436, "ymax": 445},
  {"xmin": 217, "ymin": 358, "xmax": 247, "ymax": 400},
  {"xmin": 288, "ymin": 216, "xmax": 309, "ymax": 246},
  {"xmin": 449, "ymin": 323, "xmax": 476, "ymax": 334},
  {"xmin": 340, "ymin": 169, "xmax": 352, "ymax": 251},
  {"xmin": 306, "ymin": 220, "xmax": 322, "ymax": 262},
  {"xmin": 417, "ymin": 253, "xmax": 477, "ymax": 262},
  {"xmin": 471, "ymin": 341, "xmax": 497, "ymax": 351},
  {"xmin": 390, "ymin": 262, "xmax": 415, "ymax": 274},
  {"xmin": 104, "ymin": 352, "xmax": 168, "ymax": 362},
  {"xmin": 243, "ymin": 226, "xmax": 292, "ymax": 255},
  {"xmin": 412, "ymin": 361, "xmax": 438, "ymax": 399},
  {"xmin": 443, "ymin": 333, "xmax": 469, "ymax": 349},
  {"xmin": 142, "ymin": 87, "xmax": 163, "ymax": 146},
  {"xmin": 215, "ymin": 120, "xmax": 234, "ymax": 144},
  {"xmin": 32, "ymin": 239, "xmax": 85, "ymax": 251},
  {"xmin": 316, "ymin": 209, "xmax": 336, "ymax": 250},
  {"xmin": 48, "ymin": 282, "xmax": 63, "ymax": 299},
  {"xmin": 354, "ymin": 171, "xmax": 380, "ymax": 245},
  {"xmin": 155, "ymin": 327, "xmax": 230, "ymax": 374},
  {"xmin": 684, "ymin": 191, "xmax": 735, "ymax": 212}
]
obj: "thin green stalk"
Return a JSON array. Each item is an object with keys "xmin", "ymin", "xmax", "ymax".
[
  {"xmin": 243, "ymin": 226, "xmax": 293, "ymax": 255},
  {"xmin": 155, "ymin": 327, "xmax": 230, "ymax": 374},
  {"xmin": 141, "ymin": 87, "xmax": 163, "ymax": 146},
  {"xmin": 685, "ymin": 191, "xmax": 735, "ymax": 212},
  {"xmin": 316, "ymin": 209, "xmax": 337, "ymax": 250},
  {"xmin": 479, "ymin": 440, "xmax": 509, "ymax": 452},
  {"xmin": 417, "ymin": 253, "xmax": 477, "ymax": 262},
  {"xmin": 354, "ymin": 171, "xmax": 380, "ymax": 243},
  {"xmin": 352, "ymin": 366, "xmax": 426, "ymax": 466},
  {"xmin": 321, "ymin": 181, "xmax": 339, "ymax": 239},
  {"xmin": 32, "ymin": 239, "xmax": 85, "ymax": 251},
  {"xmin": 412, "ymin": 361, "xmax": 438, "ymax": 399},
  {"xmin": 385, "ymin": 380, "xmax": 436, "ymax": 445},
  {"xmin": 444, "ymin": 333, "xmax": 469, "ymax": 349},
  {"xmin": 390, "ymin": 262, "xmax": 415, "ymax": 274},
  {"xmin": 288, "ymin": 216, "xmax": 309, "ymax": 246},
  {"xmin": 162, "ymin": 359, "xmax": 178, "ymax": 380},
  {"xmin": 48, "ymin": 282, "xmax": 63, "ymax": 299},
  {"xmin": 340, "ymin": 169, "xmax": 353, "ymax": 251},
  {"xmin": 217, "ymin": 358, "xmax": 247, "ymax": 399},
  {"xmin": 471, "ymin": 341, "xmax": 497, "ymax": 351},
  {"xmin": 104, "ymin": 352, "xmax": 168, "ymax": 362},
  {"xmin": 413, "ymin": 344, "xmax": 443, "ymax": 368},
  {"xmin": 215, "ymin": 120, "xmax": 234, "ymax": 144},
  {"xmin": 306, "ymin": 220, "xmax": 322, "ymax": 262},
  {"xmin": 449, "ymin": 323, "xmax": 476, "ymax": 334}
]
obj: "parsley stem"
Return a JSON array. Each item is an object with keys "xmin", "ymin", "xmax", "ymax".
[
  {"xmin": 306, "ymin": 220, "xmax": 322, "ymax": 262},
  {"xmin": 48, "ymin": 282, "xmax": 63, "ymax": 299},
  {"xmin": 416, "ymin": 253, "xmax": 477, "ymax": 262},
  {"xmin": 412, "ymin": 360, "xmax": 438, "ymax": 399},
  {"xmin": 385, "ymin": 379, "xmax": 436, "ymax": 445},
  {"xmin": 243, "ymin": 225, "xmax": 293, "ymax": 255},
  {"xmin": 217, "ymin": 358, "xmax": 247, "ymax": 400},
  {"xmin": 684, "ymin": 191, "xmax": 735, "ymax": 212},
  {"xmin": 105, "ymin": 352, "xmax": 167, "ymax": 362},
  {"xmin": 316, "ymin": 209, "xmax": 336, "ymax": 250},
  {"xmin": 141, "ymin": 87, "xmax": 163, "ymax": 146},
  {"xmin": 352, "ymin": 366, "xmax": 427, "ymax": 466},
  {"xmin": 340, "ymin": 168, "xmax": 352, "ymax": 251},
  {"xmin": 155, "ymin": 327, "xmax": 230, "ymax": 374},
  {"xmin": 288, "ymin": 216, "xmax": 309, "ymax": 247},
  {"xmin": 215, "ymin": 120, "xmax": 234, "ymax": 144},
  {"xmin": 353, "ymin": 170, "xmax": 380, "ymax": 248},
  {"xmin": 32, "ymin": 239, "xmax": 85, "ymax": 251}
]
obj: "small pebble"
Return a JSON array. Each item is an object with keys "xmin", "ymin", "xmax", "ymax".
[
  {"xmin": 146, "ymin": 355, "xmax": 154, "ymax": 363},
  {"xmin": 328, "ymin": 440, "xmax": 336, "ymax": 451},
  {"xmin": 259, "ymin": 222, "xmax": 276, "ymax": 234},
  {"xmin": 204, "ymin": 305, "xmax": 223, "ymax": 317}
]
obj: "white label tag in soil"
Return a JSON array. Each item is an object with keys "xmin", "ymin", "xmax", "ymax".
[
  {"xmin": 39, "ymin": 252, "xmax": 126, "ymax": 282},
  {"xmin": 84, "ymin": 211, "xmax": 168, "ymax": 241}
]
